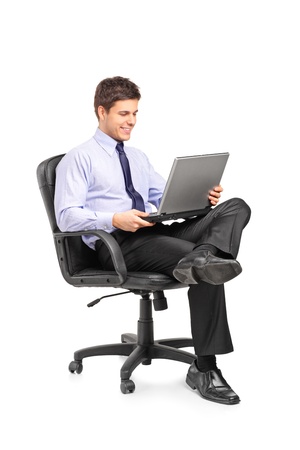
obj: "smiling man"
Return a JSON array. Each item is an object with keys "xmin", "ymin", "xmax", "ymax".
[{"xmin": 54, "ymin": 76, "xmax": 251, "ymax": 405}]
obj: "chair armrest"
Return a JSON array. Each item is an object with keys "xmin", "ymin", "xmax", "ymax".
[{"xmin": 54, "ymin": 229, "xmax": 127, "ymax": 284}]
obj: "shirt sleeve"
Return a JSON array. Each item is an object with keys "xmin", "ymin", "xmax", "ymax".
[{"xmin": 54, "ymin": 150, "xmax": 116, "ymax": 233}]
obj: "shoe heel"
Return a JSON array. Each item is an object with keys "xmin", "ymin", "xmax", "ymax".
[{"xmin": 186, "ymin": 375, "xmax": 196, "ymax": 390}]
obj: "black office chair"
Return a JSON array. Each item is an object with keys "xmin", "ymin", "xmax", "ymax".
[{"xmin": 37, "ymin": 155, "xmax": 196, "ymax": 393}]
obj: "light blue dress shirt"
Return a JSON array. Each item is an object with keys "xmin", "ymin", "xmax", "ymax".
[{"xmin": 54, "ymin": 128, "xmax": 166, "ymax": 249}]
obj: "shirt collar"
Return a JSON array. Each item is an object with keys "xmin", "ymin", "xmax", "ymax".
[{"xmin": 93, "ymin": 128, "xmax": 118, "ymax": 156}]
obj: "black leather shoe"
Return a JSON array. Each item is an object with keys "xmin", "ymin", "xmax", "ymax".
[
  {"xmin": 173, "ymin": 250, "xmax": 242, "ymax": 285},
  {"xmin": 186, "ymin": 361, "xmax": 240, "ymax": 405}
]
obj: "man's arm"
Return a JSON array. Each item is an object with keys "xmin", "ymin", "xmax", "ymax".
[{"xmin": 54, "ymin": 151, "xmax": 115, "ymax": 233}]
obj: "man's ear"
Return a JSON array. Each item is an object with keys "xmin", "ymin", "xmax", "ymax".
[{"xmin": 98, "ymin": 105, "xmax": 106, "ymax": 120}]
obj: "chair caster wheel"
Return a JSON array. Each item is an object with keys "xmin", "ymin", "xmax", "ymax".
[
  {"xmin": 120, "ymin": 379, "xmax": 135, "ymax": 394},
  {"xmin": 69, "ymin": 360, "xmax": 83, "ymax": 374}
]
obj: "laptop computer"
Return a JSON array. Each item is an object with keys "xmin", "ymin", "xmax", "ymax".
[{"xmin": 143, "ymin": 152, "xmax": 229, "ymax": 222}]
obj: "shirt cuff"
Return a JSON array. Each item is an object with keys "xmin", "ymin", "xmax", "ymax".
[{"xmin": 95, "ymin": 211, "xmax": 116, "ymax": 233}]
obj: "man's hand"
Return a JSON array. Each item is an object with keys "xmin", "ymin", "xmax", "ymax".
[
  {"xmin": 112, "ymin": 209, "xmax": 155, "ymax": 232},
  {"xmin": 208, "ymin": 185, "xmax": 223, "ymax": 206}
]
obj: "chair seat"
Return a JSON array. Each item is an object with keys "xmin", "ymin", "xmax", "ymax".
[{"xmin": 71, "ymin": 268, "xmax": 187, "ymax": 291}]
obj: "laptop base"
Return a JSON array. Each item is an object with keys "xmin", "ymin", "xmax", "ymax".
[{"xmin": 142, "ymin": 206, "xmax": 212, "ymax": 223}]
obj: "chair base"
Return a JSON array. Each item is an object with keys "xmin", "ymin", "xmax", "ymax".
[{"xmin": 69, "ymin": 293, "xmax": 196, "ymax": 393}]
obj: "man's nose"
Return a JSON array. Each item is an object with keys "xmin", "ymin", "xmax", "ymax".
[{"xmin": 127, "ymin": 114, "xmax": 136, "ymax": 125}]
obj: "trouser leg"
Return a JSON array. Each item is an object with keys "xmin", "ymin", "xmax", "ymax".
[
  {"xmin": 169, "ymin": 197, "xmax": 251, "ymax": 258},
  {"xmin": 95, "ymin": 198, "xmax": 250, "ymax": 357},
  {"xmin": 96, "ymin": 230, "xmax": 233, "ymax": 356},
  {"xmin": 96, "ymin": 225, "xmax": 194, "ymax": 276},
  {"xmin": 96, "ymin": 198, "xmax": 251, "ymax": 270},
  {"xmin": 188, "ymin": 283, "xmax": 233, "ymax": 355}
]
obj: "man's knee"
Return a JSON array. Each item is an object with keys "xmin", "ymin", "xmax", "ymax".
[
  {"xmin": 223, "ymin": 197, "xmax": 251, "ymax": 223},
  {"xmin": 234, "ymin": 198, "xmax": 251, "ymax": 223}
]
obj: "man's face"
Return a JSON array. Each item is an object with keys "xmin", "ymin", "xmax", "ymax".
[{"xmin": 98, "ymin": 99, "xmax": 139, "ymax": 142}]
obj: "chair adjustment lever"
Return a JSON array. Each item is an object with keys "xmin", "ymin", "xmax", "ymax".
[{"xmin": 87, "ymin": 290, "xmax": 131, "ymax": 307}]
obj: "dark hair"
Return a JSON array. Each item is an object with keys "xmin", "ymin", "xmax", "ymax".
[{"xmin": 94, "ymin": 76, "xmax": 141, "ymax": 119}]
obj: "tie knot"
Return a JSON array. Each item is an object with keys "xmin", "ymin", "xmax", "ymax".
[{"xmin": 116, "ymin": 142, "xmax": 124, "ymax": 153}]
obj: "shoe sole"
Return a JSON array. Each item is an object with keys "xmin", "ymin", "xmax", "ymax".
[
  {"xmin": 186, "ymin": 375, "xmax": 240, "ymax": 405},
  {"xmin": 173, "ymin": 257, "xmax": 242, "ymax": 285}
]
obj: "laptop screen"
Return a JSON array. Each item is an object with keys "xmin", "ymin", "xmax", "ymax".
[{"xmin": 157, "ymin": 153, "xmax": 229, "ymax": 215}]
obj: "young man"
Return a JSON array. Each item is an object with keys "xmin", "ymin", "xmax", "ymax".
[{"xmin": 55, "ymin": 76, "xmax": 251, "ymax": 405}]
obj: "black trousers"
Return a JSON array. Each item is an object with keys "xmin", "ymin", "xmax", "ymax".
[{"xmin": 96, "ymin": 198, "xmax": 251, "ymax": 356}]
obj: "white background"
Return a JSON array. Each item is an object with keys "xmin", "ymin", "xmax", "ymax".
[{"xmin": 1, "ymin": 1, "xmax": 299, "ymax": 448}]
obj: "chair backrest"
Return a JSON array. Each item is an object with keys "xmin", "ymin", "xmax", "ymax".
[
  {"xmin": 37, "ymin": 154, "xmax": 64, "ymax": 232},
  {"xmin": 36, "ymin": 155, "xmax": 99, "ymax": 274}
]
